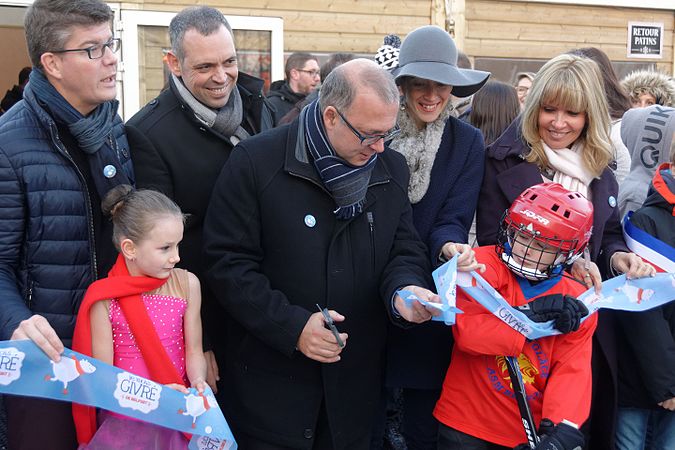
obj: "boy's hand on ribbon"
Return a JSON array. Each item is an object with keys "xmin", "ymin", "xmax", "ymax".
[
  {"xmin": 517, "ymin": 294, "xmax": 589, "ymax": 333},
  {"xmin": 11, "ymin": 314, "xmax": 64, "ymax": 362}
]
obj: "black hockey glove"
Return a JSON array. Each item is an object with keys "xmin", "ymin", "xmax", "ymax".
[
  {"xmin": 537, "ymin": 418, "xmax": 555, "ymax": 436},
  {"xmin": 512, "ymin": 421, "xmax": 584, "ymax": 450},
  {"xmin": 534, "ymin": 421, "xmax": 584, "ymax": 450},
  {"xmin": 516, "ymin": 294, "xmax": 589, "ymax": 333}
]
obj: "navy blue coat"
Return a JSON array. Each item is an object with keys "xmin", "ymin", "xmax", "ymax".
[
  {"xmin": 0, "ymin": 90, "xmax": 133, "ymax": 345},
  {"xmin": 386, "ymin": 116, "xmax": 485, "ymax": 389}
]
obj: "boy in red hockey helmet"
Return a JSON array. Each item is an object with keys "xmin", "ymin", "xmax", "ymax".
[{"xmin": 435, "ymin": 182, "xmax": 597, "ymax": 450}]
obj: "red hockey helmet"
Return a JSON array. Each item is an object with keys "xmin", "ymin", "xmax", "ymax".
[{"xmin": 496, "ymin": 183, "xmax": 594, "ymax": 279}]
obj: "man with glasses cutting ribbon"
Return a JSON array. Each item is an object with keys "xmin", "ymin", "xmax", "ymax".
[
  {"xmin": 203, "ymin": 58, "xmax": 440, "ymax": 449},
  {"xmin": 0, "ymin": 0, "xmax": 134, "ymax": 448}
]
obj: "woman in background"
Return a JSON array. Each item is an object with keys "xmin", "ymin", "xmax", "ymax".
[
  {"xmin": 469, "ymin": 80, "xmax": 520, "ymax": 147},
  {"xmin": 570, "ymin": 47, "xmax": 632, "ymax": 183}
]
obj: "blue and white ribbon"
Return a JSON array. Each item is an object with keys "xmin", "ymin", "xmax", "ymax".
[
  {"xmin": 399, "ymin": 255, "xmax": 675, "ymax": 340},
  {"xmin": 623, "ymin": 212, "xmax": 675, "ymax": 272},
  {"xmin": 0, "ymin": 340, "xmax": 236, "ymax": 450},
  {"xmin": 397, "ymin": 255, "xmax": 463, "ymax": 325}
]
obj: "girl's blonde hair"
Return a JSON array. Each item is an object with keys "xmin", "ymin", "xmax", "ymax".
[
  {"xmin": 521, "ymin": 54, "xmax": 612, "ymax": 177},
  {"xmin": 102, "ymin": 185, "xmax": 185, "ymax": 251}
]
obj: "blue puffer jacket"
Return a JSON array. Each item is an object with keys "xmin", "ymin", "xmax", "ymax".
[{"xmin": 0, "ymin": 90, "xmax": 133, "ymax": 345}]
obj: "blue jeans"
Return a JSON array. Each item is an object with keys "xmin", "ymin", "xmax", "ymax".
[{"xmin": 615, "ymin": 407, "xmax": 675, "ymax": 450}]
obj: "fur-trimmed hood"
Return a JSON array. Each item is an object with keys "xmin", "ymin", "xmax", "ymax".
[{"xmin": 621, "ymin": 70, "xmax": 675, "ymax": 107}]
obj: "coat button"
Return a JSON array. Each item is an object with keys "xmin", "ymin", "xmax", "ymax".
[
  {"xmin": 149, "ymin": 99, "xmax": 158, "ymax": 105},
  {"xmin": 303, "ymin": 428, "xmax": 313, "ymax": 439}
]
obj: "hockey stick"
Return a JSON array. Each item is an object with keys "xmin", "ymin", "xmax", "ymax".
[{"xmin": 505, "ymin": 355, "xmax": 540, "ymax": 449}]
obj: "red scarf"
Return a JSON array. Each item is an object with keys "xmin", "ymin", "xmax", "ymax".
[{"xmin": 71, "ymin": 254, "xmax": 185, "ymax": 444}]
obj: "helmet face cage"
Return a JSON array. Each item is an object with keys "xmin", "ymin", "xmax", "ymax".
[{"xmin": 497, "ymin": 213, "xmax": 580, "ymax": 280}]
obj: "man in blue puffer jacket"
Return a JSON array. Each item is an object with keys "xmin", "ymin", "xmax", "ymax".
[{"xmin": 0, "ymin": 1, "xmax": 134, "ymax": 448}]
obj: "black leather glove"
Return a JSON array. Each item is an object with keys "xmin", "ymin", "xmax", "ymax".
[
  {"xmin": 533, "ymin": 421, "xmax": 584, "ymax": 450},
  {"xmin": 513, "ymin": 419, "xmax": 581, "ymax": 450},
  {"xmin": 538, "ymin": 418, "xmax": 555, "ymax": 436},
  {"xmin": 517, "ymin": 294, "xmax": 589, "ymax": 333}
]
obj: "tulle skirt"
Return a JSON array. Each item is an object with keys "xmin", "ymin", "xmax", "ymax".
[{"xmin": 80, "ymin": 412, "xmax": 188, "ymax": 450}]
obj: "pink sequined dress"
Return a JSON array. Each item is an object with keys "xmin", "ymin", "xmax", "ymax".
[{"xmin": 84, "ymin": 269, "xmax": 190, "ymax": 450}]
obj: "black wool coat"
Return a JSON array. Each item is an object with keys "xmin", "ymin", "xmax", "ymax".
[
  {"xmin": 202, "ymin": 119, "xmax": 432, "ymax": 449},
  {"xmin": 126, "ymin": 73, "xmax": 273, "ymax": 354}
]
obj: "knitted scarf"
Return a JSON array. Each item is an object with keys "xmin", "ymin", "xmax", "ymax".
[
  {"xmin": 542, "ymin": 141, "xmax": 594, "ymax": 199},
  {"xmin": 171, "ymin": 74, "xmax": 250, "ymax": 146},
  {"xmin": 303, "ymin": 99, "xmax": 376, "ymax": 219},
  {"xmin": 25, "ymin": 69, "xmax": 130, "ymax": 198},
  {"xmin": 389, "ymin": 104, "xmax": 452, "ymax": 203},
  {"xmin": 72, "ymin": 255, "xmax": 185, "ymax": 444}
]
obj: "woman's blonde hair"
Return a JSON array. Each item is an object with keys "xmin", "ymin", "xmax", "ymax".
[{"xmin": 521, "ymin": 54, "xmax": 612, "ymax": 177}]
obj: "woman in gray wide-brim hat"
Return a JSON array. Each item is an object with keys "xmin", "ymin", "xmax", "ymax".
[
  {"xmin": 380, "ymin": 25, "xmax": 490, "ymax": 450},
  {"xmin": 393, "ymin": 25, "xmax": 489, "ymax": 97}
]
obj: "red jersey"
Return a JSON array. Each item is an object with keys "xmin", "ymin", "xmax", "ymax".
[{"xmin": 433, "ymin": 246, "xmax": 597, "ymax": 447}]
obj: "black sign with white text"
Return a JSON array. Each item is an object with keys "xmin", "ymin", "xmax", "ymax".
[{"xmin": 628, "ymin": 22, "xmax": 663, "ymax": 59}]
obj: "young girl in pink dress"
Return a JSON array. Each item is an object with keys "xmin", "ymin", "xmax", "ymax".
[{"xmin": 72, "ymin": 185, "xmax": 207, "ymax": 449}]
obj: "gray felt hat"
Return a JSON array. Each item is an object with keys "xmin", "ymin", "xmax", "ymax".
[{"xmin": 394, "ymin": 25, "xmax": 490, "ymax": 98}]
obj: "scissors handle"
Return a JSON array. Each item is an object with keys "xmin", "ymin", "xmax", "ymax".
[{"xmin": 316, "ymin": 304, "xmax": 345, "ymax": 348}]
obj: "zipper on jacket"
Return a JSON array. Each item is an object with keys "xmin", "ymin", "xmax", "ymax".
[
  {"xmin": 367, "ymin": 212, "xmax": 375, "ymax": 270},
  {"xmin": 48, "ymin": 120, "xmax": 98, "ymax": 278},
  {"xmin": 26, "ymin": 280, "xmax": 34, "ymax": 309}
]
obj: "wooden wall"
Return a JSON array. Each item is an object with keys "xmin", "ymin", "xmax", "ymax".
[
  {"xmin": 462, "ymin": 0, "xmax": 675, "ymax": 72},
  {"xmin": 120, "ymin": 0, "xmax": 434, "ymax": 54}
]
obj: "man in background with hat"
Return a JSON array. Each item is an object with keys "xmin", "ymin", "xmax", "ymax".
[
  {"xmin": 0, "ymin": 0, "xmax": 133, "ymax": 448},
  {"xmin": 203, "ymin": 58, "xmax": 440, "ymax": 449}
]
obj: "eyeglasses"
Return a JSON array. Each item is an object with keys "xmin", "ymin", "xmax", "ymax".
[
  {"xmin": 297, "ymin": 69, "xmax": 321, "ymax": 78},
  {"xmin": 334, "ymin": 107, "xmax": 400, "ymax": 146},
  {"xmin": 516, "ymin": 86, "xmax": 530, "ymax": 94},
  {"xmin": 51, "ymin": 38, "xmax": 121, "ymax": 60}
]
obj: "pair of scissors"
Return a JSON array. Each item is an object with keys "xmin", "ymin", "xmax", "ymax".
[{"xmin": 316, "ymin": 304, "xmax": 345, "ymax": 348}]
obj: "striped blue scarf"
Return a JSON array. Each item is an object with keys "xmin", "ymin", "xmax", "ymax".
[{"xmin": 303, "ymin": 99, "xmax": 377, "ymax": 220}]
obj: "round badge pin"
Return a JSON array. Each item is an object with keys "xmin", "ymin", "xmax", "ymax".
[
  {"xmin": 103, "ymin": 165, "xmax": 117, "ymax": 178},
  {"xmin": 304, "ymin": 214, "xmax": 316, "ymax": 228},
  {"xmin": 608, "ymin": 195, "xmax": 616, "ymax": 208}
]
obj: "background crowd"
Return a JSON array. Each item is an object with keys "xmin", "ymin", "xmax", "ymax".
[{"xmin": 0, "ymin": 1, "xmax": 673, "ymax": 449}]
